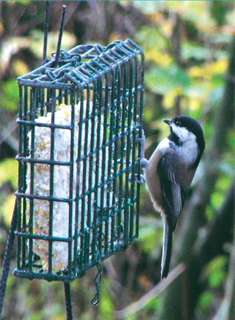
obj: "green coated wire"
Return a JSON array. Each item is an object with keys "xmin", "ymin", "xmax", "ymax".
[{"xmin": 14, "ymin": 39, "xmax": 144, "ymax": 282}]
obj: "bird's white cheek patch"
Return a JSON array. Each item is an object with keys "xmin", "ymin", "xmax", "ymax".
[{"xmin": 171, "ymin": 124, "xmax": 192, "ymax": 142}]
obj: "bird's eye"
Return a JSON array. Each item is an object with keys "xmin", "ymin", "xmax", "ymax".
[{"xmin": 175, "ymin": 120, "xmax": 181, "ymax": 126}]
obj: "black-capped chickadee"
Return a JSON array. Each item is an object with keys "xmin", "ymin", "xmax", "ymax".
[{"xmin": 139, "ymin": 115, "xmax": 205, "ymax": 279}]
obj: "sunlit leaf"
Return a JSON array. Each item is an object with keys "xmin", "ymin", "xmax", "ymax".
[
  {"xmin": 211, "ymin": 174, "xmax": 232, "ymax": 210},
  {"xmin": 12, "ymin": 59, "xmax": 29, "ymax": 77},
  {"xmin": 98, "ymin": 279, "xmax": 115, "ymax": 318},
  {"xmin": 198, "ymin": 291, "xmax": 214, "ymax": 310},
  {"xmin": 133, "ymin": 1, "xmax": 165, "ymax": 15},
  {"xmin": 1, "ymin": 79, "xmax": 19, "ymax": 112},
  {"xmin": 145, "ymin": 64, "xmax": 191, "ymax": 95},
  {"xmin": 0, "ymin": 159, "xmax": 18, "ymax": 189},
  {"xmin": 182, "ymin": 41, "xmax": 211, "ymax": 61},
  {"xmin": 144, "ymin": 49, "xmax": 172, "ymax": 67},
  {"xmin": 211, "ymin": 32, "xmax": 233, "ymax": 45},
  {"xmin": 1, "ymin": 193, "xmax": 15, "ymax": 226},
  {"xmin": 205, "ymin": 256, "xmax": 227, "ymax": 289},
  {"xmin": 137, "ymin": 26, "xmax": 169, "ymax": 53}
]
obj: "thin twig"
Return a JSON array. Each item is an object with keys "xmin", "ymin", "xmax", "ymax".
[{"xmin": 115, "ymin": 263, "xmax": 185, "ymax": 319}]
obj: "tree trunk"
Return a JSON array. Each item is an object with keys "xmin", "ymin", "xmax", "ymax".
[{"xmin": 158, "ymin": 36, "xmax": 235, "ymax": 320}]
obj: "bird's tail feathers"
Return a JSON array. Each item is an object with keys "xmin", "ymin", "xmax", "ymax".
[{"xmin": 161, "ymin": 216, "xmax": 173, "ymax": 279}]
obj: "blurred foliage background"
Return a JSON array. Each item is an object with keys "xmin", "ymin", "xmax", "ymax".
[{"xmin": 0, "ymin": 1, "xmax": 234, "ymax": 319}]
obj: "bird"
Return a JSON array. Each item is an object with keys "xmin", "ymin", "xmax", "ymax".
[{"xmin": 138, "ymin": 115, "xmax": 205, "ymax": 279}]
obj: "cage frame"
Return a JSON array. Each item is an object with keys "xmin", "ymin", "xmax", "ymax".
[{"xmin": 14, "ymin": 38, "xmax": 145, "ymax": 282}]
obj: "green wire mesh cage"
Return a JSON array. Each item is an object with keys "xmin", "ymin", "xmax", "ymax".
[{"xmin": 13, "ymin": 39, "xmax": 144, "ymax": 282}]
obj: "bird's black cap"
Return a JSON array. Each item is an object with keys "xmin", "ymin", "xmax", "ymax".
[{"xmin": 163, "ymin": 115, "xmax": 205, "ymax": 155}]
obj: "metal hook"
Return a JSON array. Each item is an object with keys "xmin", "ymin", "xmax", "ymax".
[
  {"xmin": 91, "ymin": 253, "xmax": 102, "ymax": 306},
  {"xmin": 54, "ymin": 5, "xmax": 67, "ymax": 68}
]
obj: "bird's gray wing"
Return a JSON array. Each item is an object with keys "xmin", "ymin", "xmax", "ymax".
[
  {"xmin": 157, "ymin": 152, "xmax": 196, "ymax": 278},
  {"xmin": 157, "ymin": 153, "xmax": 189, "ymax": 230}
]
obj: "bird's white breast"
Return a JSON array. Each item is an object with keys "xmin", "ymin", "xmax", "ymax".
[
  {"xmin": 143, "ymin": 138, "xmax": 170, "ymax": 214},
  {"xmin": 177, "ymin": 134, "xmax": 198, "ymax": 165}
]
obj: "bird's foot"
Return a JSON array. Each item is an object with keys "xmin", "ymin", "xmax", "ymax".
[
  {"xmin": 137, "ymin": 129, "xmax": 148, "ymax": 169},
  {"xmin": 135, "ymin": 174, "xmax": 145, "ymax": 185}
]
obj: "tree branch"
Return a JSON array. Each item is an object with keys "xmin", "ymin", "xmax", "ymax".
[
  {"xmin": 194, "ymin": 182, "xmax": 235, "ymax": 267},
  {"xmin": 213, "ymin": 198, "xmax": 235, "ymax": 320},
  {"xmin": 115, "ymin": 264, "xmax": 185, "ymax": 319}
]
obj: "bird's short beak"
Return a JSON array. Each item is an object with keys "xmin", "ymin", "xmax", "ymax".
[{"xmin": 163, "ymin": 119, "xmax": 172, "ymax": 126}]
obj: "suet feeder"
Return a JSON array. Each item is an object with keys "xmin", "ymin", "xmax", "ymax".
[
  {"xmin": 13, "ymin": 37, "xmax": 144, "ymax": 284},
  {"xmin": 0, "ymin": 5, "xmax": 145, "ymax": 317}
]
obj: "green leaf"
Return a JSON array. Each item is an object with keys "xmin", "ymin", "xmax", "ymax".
[
  {"xmin": 98, "ymin": 279, "xmax": 114, "ymax": 318},
  {"xmin": 1, "ymin": 79, "xmax": 19, "ymax": 112},
  {"xmin": 0, "ymin": 158, "xmax": 18, "ymax": 189},
  {"xmin": 209, "ymin": 1, "xmax": 231, "ymax": 27},
  {"xmin": 205, "ymin": 256, "xmax": 227, "ymax": 289},
  {"xmin": 198, "ymin": 291, "xmax": 214, "ymax": 310},
  {"xmin": 137, "ymin": 26, "xmax": 168, "ymax": 53},
  {"xmin": 139, "ymin": 217, "xmax": 162, "ymax": 257},
  {"xmin": 145, "ymin": 64, "xmax": 191, "ymax": 95},
  {"xmin": 182, "ymin": 41, "xmax": 211, "ymax": 61},
  {"xmin": 132, "ymin": 1, "xmax": 165, "ymax": 15}
]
